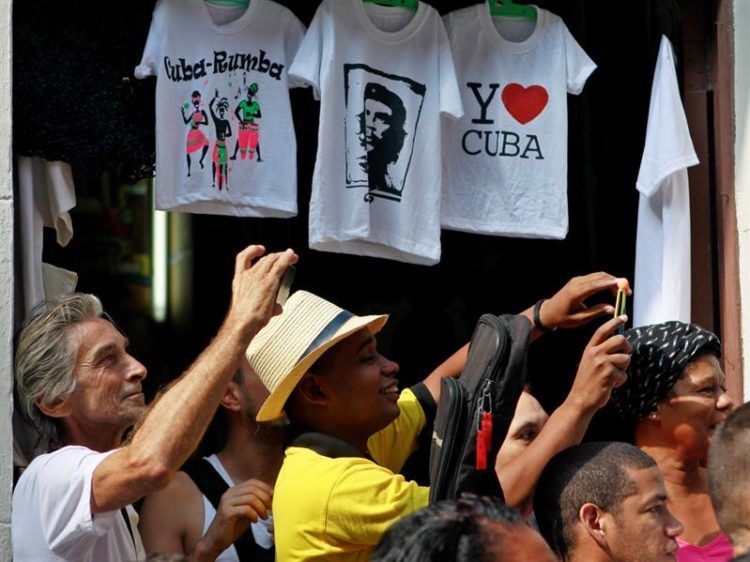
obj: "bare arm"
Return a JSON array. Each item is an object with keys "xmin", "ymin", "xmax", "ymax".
[
  {"xmin": 497, "ymin": 315, "xmax": 632, "ymax": 508},
  {"xmin": 190, "ymin": 479, "xmax": 273, "ymax": 562},
  {"xmin": 91, "ymin": 246, "xmax": 298, "ymax": 513},
  {"xmin": 139, "ymin": 472, "xmax": 203, "ymax": 556},
  {"xmin": 422, "ymin": 272, "xmax": 623, "ymax": 403}
]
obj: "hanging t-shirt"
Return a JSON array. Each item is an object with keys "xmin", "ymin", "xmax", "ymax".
[
  {"xmin": 17, "ymin": 156, "xmax": 78, "ymax": 313},
  {"xmin": 135, "ymin": 0, "xmax": 305, "ymax": 217},
  {"xmin": 289, "ymin": 0, "xmax": 463, "ymax": 265},
  {"xmin": 441, "ymin": 5, "xmax": 596, "ymax": 239},
  {"xmin": 633, "ymin": 36, "xmax": 698, "ymax": 327}
]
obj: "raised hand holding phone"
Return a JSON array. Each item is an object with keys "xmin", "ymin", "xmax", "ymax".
[{"xmin": 567, "ymin": 314, "xmax": 633, "ymax": 414}]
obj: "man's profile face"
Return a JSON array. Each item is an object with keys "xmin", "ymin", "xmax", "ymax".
[
  {"xmin": 600, "ymin": 466, "xmax": 682, "ymax": 562},
  {"xmin": 312, "ymin": 328, "xmax": 401, "ymax": 437},
  {"xmin": 363, "ymin": 98, "xmax": 393, "ymax": 151},
  {"xmin": 63, "ymin": 317, "xmax": 148, "ymax": 434}
]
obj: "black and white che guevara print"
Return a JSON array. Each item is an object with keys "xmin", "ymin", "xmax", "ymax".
[{"xmin": 344, "ymin": 64, "xmax": 426, "ymax": 203}]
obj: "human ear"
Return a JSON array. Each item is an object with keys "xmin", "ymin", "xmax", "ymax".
[
  {"xmin": 219, "ymin": 381, "xmax": 243, "ymax": 413},
  {"xmin": 580, "ymin": 503, "xmax": 608, "ymax": 548},
  {"xmin": 36, "ymin": 395, "xmax": 73, "ymax": 419},
  {"xmin": 297, "ymin": 374, "xmax": 328, "ymax": 405}
]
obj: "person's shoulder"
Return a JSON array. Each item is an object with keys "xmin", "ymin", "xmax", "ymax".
[
  {"xmin": 26, "ymin": 445, "xmax": 112, "ymax": 474},
  {"xmin": 156, "ymin": 469, "xmax": 203, "ymax": 502},
  {"xmin": 15, "ymin": 446, "xmax": 114, "ymax": 500},
  {"xmin": 139, "ymin": 468, "xmax": 206, "ymax": 554},
  {"xmin": 279, "ymin": 446, "xmax": 368, "ymax": 485},
  {"xmin": 139, "ymin": 470, "xmax": 204, "ymax": 527}
]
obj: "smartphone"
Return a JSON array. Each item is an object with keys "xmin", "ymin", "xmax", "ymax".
[{"xmin": 275, "ymin": 265, "xmax": 296, "ymax": 306}]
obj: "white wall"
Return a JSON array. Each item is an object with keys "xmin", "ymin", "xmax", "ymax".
[
  {"xmin": 0, "ymin": 0, "xmax": 12, "ymax": 557},
  {"xmin": 736, "ymin": 0, "xmax": 750, "ymax": 399}
]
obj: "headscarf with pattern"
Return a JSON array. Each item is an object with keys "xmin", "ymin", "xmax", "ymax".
[{"xmin": 611, "ymin": 321, "xmax": 721, "ymax": 422}]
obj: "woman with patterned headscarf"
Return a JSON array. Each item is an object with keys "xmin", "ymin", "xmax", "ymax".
[{"xmin": 611, "ymin": 321, "xmax": 734, "ymax": 562}]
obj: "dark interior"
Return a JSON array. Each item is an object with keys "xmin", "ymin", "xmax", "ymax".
[{"xmin": 15, "ymin": 0, "xmax": 702, "ymax": 466}]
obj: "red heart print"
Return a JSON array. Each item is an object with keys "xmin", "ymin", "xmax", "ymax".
[{"xmin": 501, "ymin": 83, "xmax": 549, "ymax": 125}]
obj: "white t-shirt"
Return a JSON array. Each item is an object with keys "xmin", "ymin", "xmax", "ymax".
[
  {"xmin": 17, "ymin": 156, "xmax": 77, "ymax": 313},
  {"xmin": 441, "ymin": 5, "xmax": 595, "ymax": 239},
  {"xmin": 12, "ymin": 446, "xmax": 146, "ymax": 561},
  {"xmin": 199, "ymin": 455, "xmax": 274, "ymax": 562},
  {"xmin": 135, "ymin": 0, "xmax": 305, "ymax": 217},
  {"xmin": 633, "ymin": 36, "xmax": 698, "ymax": 327},
  {"xmin": 290, "ymin": 0, "xmax": 463, "ymax": 265}
]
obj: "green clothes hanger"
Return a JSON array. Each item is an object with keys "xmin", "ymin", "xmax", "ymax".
[
  {"xmin": 362, "ymin": 0, "xmax": 419, "ymax": 11},
  {"xmin": 487, "ymin": 0, "xmax": 536, "ymax": 21}
]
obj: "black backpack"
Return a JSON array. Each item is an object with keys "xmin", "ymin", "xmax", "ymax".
[{"xmin": 429, "ymin": 314, "xmax": 531, "ymax": 502}]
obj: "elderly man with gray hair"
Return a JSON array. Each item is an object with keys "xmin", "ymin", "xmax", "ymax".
[{"xmin": 11, "ymin": 245, "xmax": 297, "ymax": 562}]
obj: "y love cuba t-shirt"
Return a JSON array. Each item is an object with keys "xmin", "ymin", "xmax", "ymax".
[
  {"xmin": 442, "ymin": 5, "xmax": 596, "ymax": 239},
  {"xmin": 290, "ymin": 0, "xmax": 463, "ymax": 265},
  {"xmin": 135, "ymin": 0, "xmax": 305, "ymax": 217}
]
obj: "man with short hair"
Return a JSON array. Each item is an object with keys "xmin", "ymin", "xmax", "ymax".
[
  {"xmin": 371, "ymin": 495, "xmax": 556, "ymax": 562},
  {"xmin": 708, "ymin": 402, "xmax": 750, "ymax": 560},
  {"xmin": 534, "ymin": 441, "xmax": 683, "ymax": 562},
  {"xmin": 12, "ymin": 245, "xmax": 297, "ymax": 561},
  {"xmin": 247, "ymin": 272, "xmax": 633, "ymax": 562},
  {"xmin": 139, "ymin": 359, "xmax": 283, "ymax": 560}
]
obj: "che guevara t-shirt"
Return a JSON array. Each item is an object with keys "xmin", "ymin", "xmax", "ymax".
[
  {"xmin": 441, "ymin": 5, "xmax": 596, "ymax": 239},
  {"xmin": 135, "ymin": 0, "xmax": 305, "ymax": 217},
  {"xmin": 290, "ymin": 0, "xmax": 463, "ymax": 265}
]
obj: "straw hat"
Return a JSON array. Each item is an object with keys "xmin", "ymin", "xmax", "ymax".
[{"xmin": 247, "ymin": 290, "xmax": 388, "ymax": 422}]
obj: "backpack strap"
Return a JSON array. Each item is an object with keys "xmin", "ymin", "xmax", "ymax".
[{"xmin": 182, "ymin": 458, "xmax": 274, "ymax": 561}]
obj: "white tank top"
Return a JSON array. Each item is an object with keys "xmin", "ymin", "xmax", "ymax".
[{"xmin": 201, "ymin": 455, "xmax": 275, "ymax": 562}]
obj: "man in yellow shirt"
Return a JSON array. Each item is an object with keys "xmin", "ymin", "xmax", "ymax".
[{"xmin": 247, "ymin": 273, "xmax": 628, "ymax": 561}]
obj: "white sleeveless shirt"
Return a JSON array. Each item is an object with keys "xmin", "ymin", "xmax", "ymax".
[{"xmin": 201, "ymin": 455, "xmax": 274, "ymax": 561}]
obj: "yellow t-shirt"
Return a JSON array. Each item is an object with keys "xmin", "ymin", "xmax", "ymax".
[{"xmin": 273, "ymin": 388, "xmax": 430, "ymax": 562}]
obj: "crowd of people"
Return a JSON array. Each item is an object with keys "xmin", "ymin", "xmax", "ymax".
[{"xmin": 10, "ymin": 245, "xmax": 750, "ymax": 561}]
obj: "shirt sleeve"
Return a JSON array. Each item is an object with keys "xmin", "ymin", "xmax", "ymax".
[
  {"xmin": 438, "ymin": 18, "xmax": 464, "ymax": 120},
  {"xmin": 134, "ymin": 0, "xmax": 164, "ymax": 79},
  {"xmin": 324, "ymin": 461, "xmax": 430, "ymax": 547},
  {"xmin": 563, "ymin": 24, "xmax": 596, "ymax": 95},
  {"xmin": 36, "ymin": 447, "xmax": 119, "ymax": 558},
  {"xmin": 288, "ymin": 3, "xmax": 326, "ymax": 99},
  {"xmin": 285, "ymin": 12, "xmax": 308, "ymax": 89},
  {"xmin": 367, "ymin": 388, "xmax": 426, "ymax": 473}
]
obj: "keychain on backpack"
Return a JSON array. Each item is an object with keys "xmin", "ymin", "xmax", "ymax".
[{"xmin": 476, "ymin": 380, "xmax": 494, "ymax": 470}]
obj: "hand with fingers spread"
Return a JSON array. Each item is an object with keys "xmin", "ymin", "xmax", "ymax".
[
  {"xmin": 567, "ymin": 314, "xmax": 632, "ymax": 413},
  {"xmin": 224, "ymin": 245, "xmax": 299, "ymax": 339},
  {"xmin": 192, "ymin": 479, "xmax": 274, "ymax": 561},
  {"xmin": 538, "ymin": 272, "xmax": 630, "ymax": 331}
]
